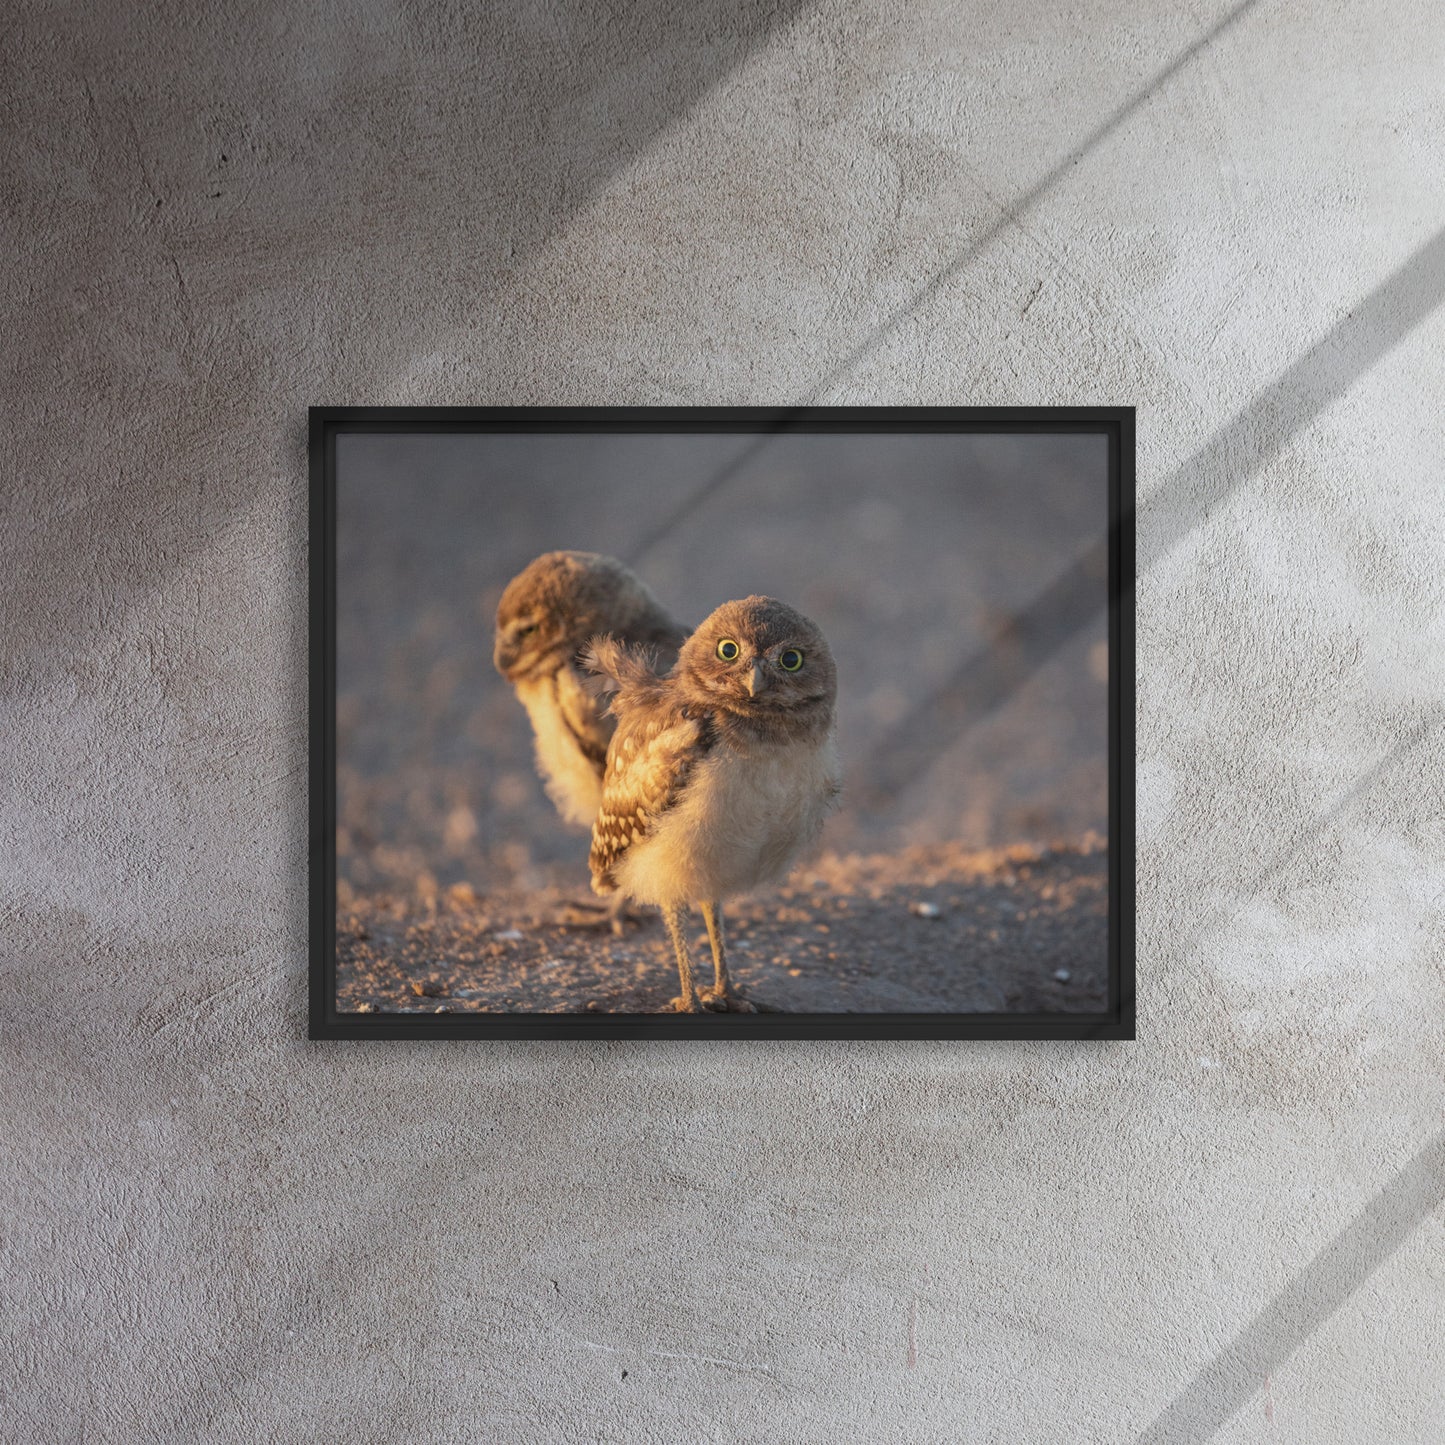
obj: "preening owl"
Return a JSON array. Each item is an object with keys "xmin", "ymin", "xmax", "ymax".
[
  {"xmin": 493, "ymin": 550, "xmax": 688, "ymax": 829},
  {"xmin": 587, "ymin": 595, "xmax": 841, "ymax": 1013}
]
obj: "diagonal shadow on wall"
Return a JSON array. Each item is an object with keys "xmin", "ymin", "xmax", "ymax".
[
  {"xmin": 1133, "ymin": 1126, "xmax": 1445, "ymax": 1445},
  {"xmin": 3, "ymin": 0, "xmax": 817, "ymax": 676},
  {"xmin": 853, "ymin": 226, "xmax": 1445, "ymax": 807},
  {"xmin": 626, "ymin": 0, "xmax": 1263, "ymax": 566},
  {"xmin": 1132, "ymin": 722, "xmax": 1444, "ymax": 1439}
]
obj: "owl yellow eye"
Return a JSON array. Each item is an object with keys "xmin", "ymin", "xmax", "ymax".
[
  {"xmin": 716, "ymin": 638, "xmax": 740, "ymax": 662},
  {"xmin": 779, "ymin": 648, "xmax": 804, "ymax": 672}
]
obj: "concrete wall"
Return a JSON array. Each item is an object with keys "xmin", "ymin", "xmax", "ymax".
[{"xmin": 4, "ymin": 0, "xmax": 1442, "ymax": 1439}]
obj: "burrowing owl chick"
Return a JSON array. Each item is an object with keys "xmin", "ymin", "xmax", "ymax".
[
  {"xmin": 587, "ymin": 596, "xmax": 841, "ymax": 1013},
  {"xmin": 494, "ymin": 551, "xmax": 687, "ymax": 830}
]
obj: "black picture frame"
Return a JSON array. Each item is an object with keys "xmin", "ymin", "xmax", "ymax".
[{"xmin": 309, "ymin": 407, "xmax": 1135, "ymax": 1041}]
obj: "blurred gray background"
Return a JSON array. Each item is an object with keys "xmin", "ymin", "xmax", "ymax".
[
  {"xmin": 336, "ymin": 429, "xmax": 1108, "ymax": 897},
  {"xmin": 5, "ymin": 0, "xmax": 1443, "ymax": 1440}
]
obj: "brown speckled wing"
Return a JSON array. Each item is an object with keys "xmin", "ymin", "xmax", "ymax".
[
  {"xmin": 589, "ymin": 704, "xmax": 715, "ymax": 894},
  {"xmin": 553, "ymin": 665, "xmax": 612, "ymax": 775}
]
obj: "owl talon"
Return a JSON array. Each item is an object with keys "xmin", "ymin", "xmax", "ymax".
[
  {"xmin": 548, "ymin": 898, "xmax": 646, "ymax": 932},
  {"xmin": 701, "ymin": 988, "xmax": 757, "ymax": 1013},
  {"xmin": 547, "ymin": 900, "xmax": 614, "ymax": 930}
]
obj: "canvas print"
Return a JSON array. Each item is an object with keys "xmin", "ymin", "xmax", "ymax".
[{"xmin": 310, "ymin": 409, "xmax": 1132, "ymax": 1038}]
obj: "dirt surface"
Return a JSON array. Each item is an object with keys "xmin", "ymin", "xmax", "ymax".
[
  {"xmin": 336, "ymin": 838, "xmax": 1107, "ymax": 1015},
  {"xmin": 332, "ymin": 433, "xmax": 1114, "ymax": 1017}
]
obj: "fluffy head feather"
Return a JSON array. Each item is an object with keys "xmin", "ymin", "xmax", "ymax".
[
  {"xmin": 493, "ymin": 550, "xmax": 686, "ymax": 683},
  {"xmin": 673, "ymin": 595, "xmax": 837, "ymax": 744}
]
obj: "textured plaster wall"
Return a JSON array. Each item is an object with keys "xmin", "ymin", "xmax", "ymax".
[{"xmin": 3, "ymin": 0, "xmax": 1443, "ymax": 1440}]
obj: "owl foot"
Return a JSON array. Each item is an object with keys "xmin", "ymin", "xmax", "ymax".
[
  {"xmin": 549, "ymin": 898, "xmax": 643, "ymax": 933},
  {"xmin": 667, "ymin": 994, "xmax": 706, "ymax": 1014},
  {"xmin": 700, "ymin": 987, "xmax": 757, "ymax": 1013}
]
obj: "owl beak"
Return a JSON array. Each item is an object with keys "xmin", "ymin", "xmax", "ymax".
[
  {"xmin": 746, "ymin": 660, "xmax": 768, "ymax": 697},
  {"xmin": 495, "ymin": 634, "xmax": 532, "ymax": 679}
]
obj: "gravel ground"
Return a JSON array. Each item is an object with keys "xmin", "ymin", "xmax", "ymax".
[
  {"xmin": 332, "ymin": 431, "xmax": 1113, "ymax": 1017},
  {"xmin": 336, "ymin": 838, "xmax": 1107, "ymax": 1015}
]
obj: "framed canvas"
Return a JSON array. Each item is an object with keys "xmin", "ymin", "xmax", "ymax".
[{"xmin": 309, "ymin": 408, "xmax": 1134, "ymax": 1039}]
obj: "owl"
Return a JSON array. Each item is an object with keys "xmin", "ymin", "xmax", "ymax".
[
  {"xmin": 586, "ymin": 596, "xmax": 841, "ymax": 1013},
  {"xmin": 493, "ymin": 550, "xmax": 688, "ymax": 829}
]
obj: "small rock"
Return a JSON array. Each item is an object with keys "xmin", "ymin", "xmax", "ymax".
[
  {"xmin": 910, "ymin": 901, "xmax": 942, "ymax": 919},
  {"xmin": 585, "ymin": 1000, "xmax": 601, "ymax": 1012},
  {"xmin": 1053, "ymin": 968, "xmax": 1072, "ymax": 983},
  {"xmin": 433, "ymin": 1005, "xmax": 449, "ymax": 1014},
  {"xmin": 411, "ymin": 980, "xmax": 442, "ymax": 997},
  {"xmin": 448, "ymin": 882, "xmax": 479, "ymax": 909},
  {"xmin": 355, "ymin": 1001, "xmax": 375, "ymax": 1014},
  {"xmin": 493, "ymin": 928, "xmax": 524, "ymax": 942}
]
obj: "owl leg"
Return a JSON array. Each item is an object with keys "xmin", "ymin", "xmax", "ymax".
[
  {"xmin": 700, "ymin": 901, "xmax": 756, "ymax": 1013},
  {"xmin": 661, "ymin": 903, "xmax": 703, "ymax": 1013},
  {"xmin": 608, "ymin": 892, "xmax": 632, "ymax": 936}
]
